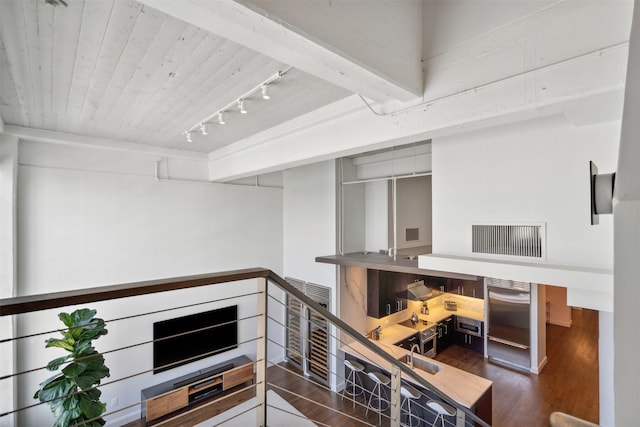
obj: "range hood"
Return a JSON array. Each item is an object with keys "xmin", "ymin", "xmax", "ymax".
[{"xmin": 406, "ymin": 280, "xmax": 433, "ymax": 301}]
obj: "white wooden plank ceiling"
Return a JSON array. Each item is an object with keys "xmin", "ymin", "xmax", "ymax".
[{"xmin": 0, "ymin": 0, "xmax": 350, "ymax": 153}]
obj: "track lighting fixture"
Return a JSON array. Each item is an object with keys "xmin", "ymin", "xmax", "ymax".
[
  {"xmin": 238, "ymin": 99, "xmax": 247, "ymax": 114},
  {"xmin": 261, "ymin": 84, "xmax": 270, "ymax": 100},
  {"xmin": 183, "ymin": 66, "xmax": 291, "ymax": 141}
]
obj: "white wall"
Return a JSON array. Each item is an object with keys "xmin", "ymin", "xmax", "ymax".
[
  {"xmin": 18, "ymin": 142, "xmax": 283, "ymax": 292},
  {"xmin": 12, "ymin": 141, "xmax": 283, "ymax": 425},
  {"xmin": 283, "ymin": 160, "xmax": 337, "ymax": 286},
  {"xmin": 283, "ymin": 160, "xmax": 338, "ymax": 390},
  {"xmin": 600, "ymin": 310, "xmax": 615, "ymax": 426},
  {"xmin": 396, "ymin": 175, "xmax": 432, "ymax": 249},
  {"xmin": 432, "ymin": 115, "xmax": 619, "ymax": 271},
  {"xmin": 431, "ymin": 114, "xmax": 620, "ymax": 422},
  {"xmin": 614, "ymin": 1, "xmax": 640, "ymax": 424},
  {"xmin": 365, "ymin": 180, "xmax": 388, "ymax": 252}
]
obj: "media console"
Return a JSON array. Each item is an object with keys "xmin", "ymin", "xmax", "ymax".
[{"xmin": 140, "ymin": 355, "xmax": 254, "ymax": 424}]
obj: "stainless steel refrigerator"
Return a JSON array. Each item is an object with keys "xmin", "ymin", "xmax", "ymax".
[{"xmin": 487, "ymin": 278, "xmax": 531, "ymax": 371}]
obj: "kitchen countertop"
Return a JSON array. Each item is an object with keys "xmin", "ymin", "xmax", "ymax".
[
  {"xmin": 316, "ymin": 250, "xmax": 478, "ymax": 281},
  {"xmin": 375, "ymin": 323, "xmax": 420, "ymax": 345},
  {"xmin": 342, "ymin": 339, "xmax": 492, "ymax": 410}
]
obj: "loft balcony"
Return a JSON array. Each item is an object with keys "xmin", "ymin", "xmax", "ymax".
[{"xmin": 0, "ymin": 269, "xmax": 489, "ymax": 427}]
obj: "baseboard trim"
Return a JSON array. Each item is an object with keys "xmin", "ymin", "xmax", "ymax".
[{"xmin": 530, "ymin": 355, "xmax": 548, "ymax": 374}]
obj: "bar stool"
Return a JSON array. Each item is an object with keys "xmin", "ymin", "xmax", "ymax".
[
  {"xmin": 400, "ymin": 384, "xmax": 422, "ymax": 427},
  {"xmin": 341, "ymin": 359, "xmax": 365, "ymax": 407},
  {"xmin": 366, "ymin": 371, "xmax": 391, "ymax": 424},
  {"xmin": 427, "ymin": 399, "xmax": 456, "ymax": 427}
]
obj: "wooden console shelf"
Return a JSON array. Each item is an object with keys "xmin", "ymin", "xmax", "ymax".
[{"xmin": 141, "ymin": 355, "xmax": 253, "ymax": 424}]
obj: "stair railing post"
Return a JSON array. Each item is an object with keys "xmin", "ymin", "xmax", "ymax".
[
  {"xmin": 390, "ymin": 364, "xmax": 401, "ymax": 427},
  {"xmin": 456, "ymin": 407, "xmax": 466, "ymax": 427},
  {"xmin": 256, "ymin": 277, "xmax": 267, "ymax": 426}
]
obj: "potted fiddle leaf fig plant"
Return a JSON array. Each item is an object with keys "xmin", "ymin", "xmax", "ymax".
[{"xmin": 34, "ymin": 308, "xmax": 110, "ymax": 427}]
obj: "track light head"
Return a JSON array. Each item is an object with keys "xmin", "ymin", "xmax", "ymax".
[
  {"xmin": 186, "ymin": 132, "xmax": 192, "ymax": 143},
  {"xmin": 218, "ymin": 112, "xmax": 226, "ymax": 125},
  {"xmin": 261, "ymin": 84, "xmax": 270, "ymax": 100},
  {"xmin": 200, "ymin": 123, "xmax": 208, "ymax": 135},
  {"xmin": 238, "ymin": 99, "xmax": 247, "ymax": 114}
]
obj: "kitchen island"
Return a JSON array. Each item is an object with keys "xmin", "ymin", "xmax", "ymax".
[{"xmin": 342, "ymin": 339, "xmax": 492, "ymax": 425}]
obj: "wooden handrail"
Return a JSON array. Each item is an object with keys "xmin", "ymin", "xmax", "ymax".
[{"xmin": 0, "ymin": 268, "xmax": 270, "ymax": 316}]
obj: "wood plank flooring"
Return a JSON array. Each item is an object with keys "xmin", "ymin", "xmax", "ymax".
[
  {"xmin": 125, "ymin": 308, "xmax": 598, "ymax": 426},
  {"xmin": 434, "ymin": 308, "xmax": 599, "ymax": 426}
]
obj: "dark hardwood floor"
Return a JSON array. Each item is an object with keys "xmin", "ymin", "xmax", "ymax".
[
  {"xmin": 126, "ymin": 308, "xmax": 598, "ymax": 426},
  {"xmin": 434, "ymin": 308, "xmax": 599, "ymax": 426}
]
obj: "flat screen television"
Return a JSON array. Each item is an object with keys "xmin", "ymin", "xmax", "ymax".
[{"xmin": 153, "ymin": 305, "xmax": 238, "ymax": 374}]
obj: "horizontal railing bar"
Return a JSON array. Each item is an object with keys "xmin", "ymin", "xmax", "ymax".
[
  {"xmin": 2, "ymin": 290, "xmax": 261, "ymax": 344},
  {"xmin": 1, "ymin": 315, "xmax": 261, "ymax": 381},
  {"xmin": 0, "ymin": 267, "xmax": 270, "ymax": 315}
]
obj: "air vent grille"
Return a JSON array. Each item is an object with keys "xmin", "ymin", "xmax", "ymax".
[
  {"xmin": 472, "ymin": 224, "xmax": 544, "ymax": 258},
  {"xmin": 285, "ymin": 277, "xmax": 331, "ymax": 305}
]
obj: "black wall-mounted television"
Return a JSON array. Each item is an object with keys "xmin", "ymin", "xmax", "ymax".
[{"xmin": 153, "ymin": 305, "xmax": 238, "ymax": 374}]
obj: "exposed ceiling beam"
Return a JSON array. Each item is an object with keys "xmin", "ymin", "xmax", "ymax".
[
  {"xmin": 4, "ymin": 125, "xmax": 208, "ymax": 160},
  {"xmin": 138, "ymin": 0, "xmax": 422, "ymax": 103}
]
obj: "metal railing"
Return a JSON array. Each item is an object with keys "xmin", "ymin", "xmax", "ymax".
[{"xmin": 0, "ymin": 268, "xmax": 490, "ymax": 427}]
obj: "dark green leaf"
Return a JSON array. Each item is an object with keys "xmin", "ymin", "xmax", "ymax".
[
  {"xmin": 71, "ymin": 309, "xmax": 97, "ymax": 327},
  {"xmin": 47, "ymin": 355, "xmax": 72, "ymax": 371},
  {"xmin": 62, "ymin": 362, "xmax": 87, "ymax": 378},
  {"xmin": 75, "ymin": 373, "xmax": 99, "ymax": 390},
  {"xmin": 78, "ymin": 394, "xmax": 106, "ymax": 418},
  {"xmin": 62, "ymin": 394, "xmax": 79, "ymax": 411},
  {"xmin": 85, "ymin": 388, "xmax": 101, "ymax": 400},
  {"xmin": 35, "ymin": 374, "xmax": 73, "ymax": 402},
  {"xmin": 58, "ymin": 312, "xmax": 74, "ymax": 328},
  {"xmin": 74, "ymin": 344, "xmax": 96, "ymax": 357}
]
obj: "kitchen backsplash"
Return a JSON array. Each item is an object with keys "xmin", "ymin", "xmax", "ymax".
[
  {"xmin": 436, "ymin": 293, "xmax": 484, "ymax": 316},
  {"xmin": 366, "ymin": 293, "xmax": 485, "ymax": 333}
]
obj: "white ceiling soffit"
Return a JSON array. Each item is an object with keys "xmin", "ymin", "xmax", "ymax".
[
  {"xmin": 0, "ymin": 0, "xmax": 350, "ymax": 153},
  {"xmin": 138, "ymin": 0, "xmax": 423, "ymax": 103}
]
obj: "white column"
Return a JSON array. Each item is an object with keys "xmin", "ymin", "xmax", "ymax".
[
  {"xmin": 599, "ymin": 311, "xmax": 614, "ymax": 426},
  {"xmin": 614, "ymin": 0, "xmax": 640, "ymax": 425},
  {"xmin": 0, "ymin": 133, "xmax": 18, "ymax": 427},
  {"xmin": 255, "ymin": 277, "xmax": 267, "ymax": 427}
]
